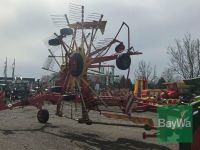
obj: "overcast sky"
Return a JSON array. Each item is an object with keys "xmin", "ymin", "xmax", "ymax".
[{"xmin": 1, "ymin": 0, "xmax": 200, "ymax": 80}]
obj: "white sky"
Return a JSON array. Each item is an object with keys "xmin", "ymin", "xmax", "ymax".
[{"xmin": 0, "ymin": 0, "xmax": 200, "ymax": 79}]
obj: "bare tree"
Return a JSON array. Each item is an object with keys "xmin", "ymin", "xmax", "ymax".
[
  {"xmin": 134, "ymin": 60, "xmax": 157, "ymax": 83},
  {"xmin": 168, "ymin": 33, "xmax": 200, "ymax": 79},
  {"xmin": 162, "ymin": 68, "xmax": 174, "ymax": 82}
]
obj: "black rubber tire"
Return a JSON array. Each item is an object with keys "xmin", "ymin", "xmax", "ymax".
[
  {"xmin": 116, "ymin": 53, "xmax": 131, "ymax": 70},
  {"xmin": 37, "ymin": 109, "xmax": 49, "ymax": 123},
  {"xmin": 69, "ymin": 52, "xmax": 84, "ymax": 77},
  {"xmin": 60, "ymin": 28, "xmax": 73, "ymax": 36},
  {"xmin": 48, "ymin": 38, "xmax": 60, "ymax": 46},
  {"xmin": 115, "ymin": 42, "xmax": 125, "ymax": 53}
]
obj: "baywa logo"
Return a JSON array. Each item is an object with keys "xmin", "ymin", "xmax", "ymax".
[
  {"xmin": 157, "ymin": 105, "xmax": 192, "ymax": 142},
  {"xmin": 158, "ymin": 118, "xmax": 191, "ymax": 130}
]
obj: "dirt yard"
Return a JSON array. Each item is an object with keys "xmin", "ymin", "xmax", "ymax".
[{"xmin": 0, "ymin": 103, "xmax": 178, "ymax": 150}]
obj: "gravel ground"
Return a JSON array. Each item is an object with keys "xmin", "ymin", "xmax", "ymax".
[{"xmin": 0, "ymin": 103, "xmax": 179, "ymax": 150}]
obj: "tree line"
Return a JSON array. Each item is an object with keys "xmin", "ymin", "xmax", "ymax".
[{"xmin": 134, "ymin": 33, "xmax": 200, "ymax": 87}]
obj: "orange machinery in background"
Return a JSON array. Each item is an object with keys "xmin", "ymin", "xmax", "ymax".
[
  {"xmin": 133, "ymin": 79, "xmax": 148, "ymax": 97},
  {"xmin": 133, "ymin": 79, "xmax": 160, "ymax": 98},
  {"xmin": 133, "ymin": 80, "xmax": 191, "ymax": 112},
  {"xmin": 134, "ymin": 79, "xmax": 190, "ymax": 99}
]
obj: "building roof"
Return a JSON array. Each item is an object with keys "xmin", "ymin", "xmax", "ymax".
[{"xmin": 0, "ymin": 77, "xmax": 35, "ymax": 82}]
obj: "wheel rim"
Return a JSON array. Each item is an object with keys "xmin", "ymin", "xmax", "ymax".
[{"xmin": 192, "ymin": 126, "xmax": 200, "ymax": 150}]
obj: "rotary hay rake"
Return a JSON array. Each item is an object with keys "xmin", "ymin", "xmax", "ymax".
[{"xmin": 43, "ymin": 4, "xmax": 154, "ymax": 126}]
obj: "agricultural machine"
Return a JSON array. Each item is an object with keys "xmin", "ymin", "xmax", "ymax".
[
  {"xmin": 41, "ymin": 3, "xmax": 145, "ymax": 124},
  {"xmin": 0, "ymin": 3, "xmax": 144, "ymax": 127},
  {"xmin": 133, "ymin": 78, "xmax": 200, "ymax": 149},
  {"xmin": 0, "ymin": 3, "xmax": 199, "ymax": 150}
]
